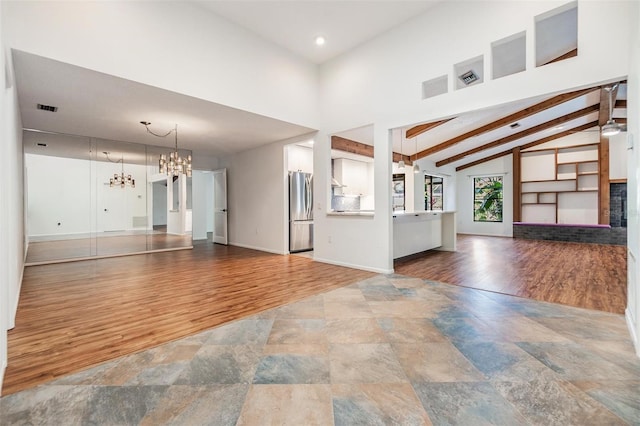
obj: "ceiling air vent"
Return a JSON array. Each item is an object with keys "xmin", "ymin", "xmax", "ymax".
[
  {"xmin": 458, "ymin": 70, "xmax": 479, "ymax": 85},
  {"xmin": 36, "ymin": 142, "xmax": 47, "ymax": 147},
  {"xmin": 37, "ymin": 103, "xmax": 58, "ymax": 112}
]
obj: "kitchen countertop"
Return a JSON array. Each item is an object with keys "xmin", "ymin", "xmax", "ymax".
[
  {"xmin": 393, "ymin": 210, "xmax": 455, "ymax": 217},
  {"xmin": 327, "ymin": 210, "xmax": 374, "ymax": 217}
]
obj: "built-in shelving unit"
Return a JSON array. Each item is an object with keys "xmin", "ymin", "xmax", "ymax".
[{"xmin": 520, "ymin": 143, "xmax": 599, "ymax": 224}]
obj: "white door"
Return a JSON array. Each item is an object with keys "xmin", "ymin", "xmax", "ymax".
[{"xmin": 213, "ymin": 168, "xmax": 228, "ymax": 245}]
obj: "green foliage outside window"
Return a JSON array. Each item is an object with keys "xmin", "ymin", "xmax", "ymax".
[{"xmin": 474, "ymin": 176, "xmax": 503, "ymax": 222}]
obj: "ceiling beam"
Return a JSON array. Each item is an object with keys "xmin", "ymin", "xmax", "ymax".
[
  {"xmin": 598, "ymin": 83, "xmax": 620, "ymax": 126},
  {"xmin": 405, "ymin": 118, "xmax": 454, "ymax": 139},
  {"xmin": 540, "ymin": 48, "xmax": 578, "ymax": 66},
  {"xmin": 437, "ymin": 104, "xmax": 599, "ymax": 167},
  {"xmin": 615, "ymin": 99, "xmax": 627, "ymax": 109},
  {"xmin": 455, "ymin": 121, "xmax": 599, "ymax": 171},
  {"xmin": 331, "ymin": 135, "xmax": 411, "ymax": 165},
  {"xmin": 414, "ymin": 87, "xmax": 598, "ymax": 160}
]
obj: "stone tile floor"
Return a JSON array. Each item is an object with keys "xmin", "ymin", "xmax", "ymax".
[{"xmin": 2, "ymin": 274, "xmax": 639, "ymax": 425}]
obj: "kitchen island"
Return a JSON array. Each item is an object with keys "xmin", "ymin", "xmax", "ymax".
[{"xmin": 393, "ymin": 211, "xmax": 456, "ymax": 259}]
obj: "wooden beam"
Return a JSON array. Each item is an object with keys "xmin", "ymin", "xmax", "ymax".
[
  {"xmin": 599, "ymin": 136, "xmax": 610, "ymax": 225},
  {"xmin": 405, "ymin": 118, "xmax": 454, "ymax": 139},
  {"xmin": 455, "ymin": 121, "xmax": 599, "ymax": 171},
  {"xmin": 615, "ymin": 99, "xmax": 627, "ymax": 109},
  {"xmin": 438, "ymin": 104, "xmax": 599, "ymax": 167},
  {"xmin": 616, "ymin": 117, "xmax": 627, "ymax": 125},
  {"xmin": 330, "ymin": 135, "xmax": 411, "ymax": 165},
  {"xmin": 513, "ymin": 147, "xmax": 521, "ymax": 222},
  {"xmin": 541, "ymin": 48, "xmax": 578, "ymax": 66},
  {"xmin": 415, "ymin": 87, "xmax": 598, "ymax": 160}
]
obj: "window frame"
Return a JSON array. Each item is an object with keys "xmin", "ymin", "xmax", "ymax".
[{"xmin": 473, "ymin": 176, "xmax": 504, "ymax": 222}]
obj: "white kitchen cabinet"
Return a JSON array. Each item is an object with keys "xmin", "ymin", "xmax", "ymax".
[
  {"xmin": 333, "ymin": 158, "xmax": 371, "ymax": 196},
  {"xmin": 392, "ymin": 211, "xmax": 456, "ymax": 259}
]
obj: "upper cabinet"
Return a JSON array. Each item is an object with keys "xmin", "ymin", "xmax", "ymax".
[{"xmin": 333, "ymin": 158, "xmax": 373, "ymax": 197}]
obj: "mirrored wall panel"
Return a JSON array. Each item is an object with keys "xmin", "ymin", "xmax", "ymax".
[{"xmin": 24, "ymin": 130, "xmax": 192, "ymax": 264}]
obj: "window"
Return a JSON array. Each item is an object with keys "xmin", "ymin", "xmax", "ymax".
[
  {"xmin": 392, "ymin": 174, "xmax": 405, "ymax": 212},
  {"xmin": 425, "ymin": 175, "xmax": 443, "ymax": 211},
  {"xmin": 474, "ymin": 176, "xmax": 503, "ymax": 222}
]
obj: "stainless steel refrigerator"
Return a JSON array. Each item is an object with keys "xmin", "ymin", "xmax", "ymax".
[{"xmin": 289, "ymin": 171, "xmax": 313, "ymax": 252}]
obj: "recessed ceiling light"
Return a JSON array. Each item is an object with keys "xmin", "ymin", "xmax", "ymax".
[{"xmin": 315, "ymin": 36, "xmax": 325, "ymax": 46}]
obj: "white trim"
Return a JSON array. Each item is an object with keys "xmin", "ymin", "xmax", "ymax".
[
  {"xmin": 9, "ymin": 252, "xmax": 26, "ymax": 330},
  {"xmin": 313, "ymin": 256, "xmax": 393, "ymax": 274},
  {"xmin": 626, "ymin": 308, "xmax": 639, "ymax": 358},
  {"xmin": 0, "ymin": 359, "xmax": 6, "ymax": 395},
  {"xmin": 23, "ymin": 246, "xmax": 193, "ymax": 267},
  {"xmin": 229, "ymin": 242, "xmax": 286, "ymax": 256}
]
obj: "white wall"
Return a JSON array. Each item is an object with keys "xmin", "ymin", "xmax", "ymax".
[
  {"xmin": 221, "ymin": 132, "xmax": 316, "ymax": 255},
  {"xmin": 314, "ymin": 125, "xmax": 394, "ymax": 273},
  {"xmin": 610, "ymin": 132, "xmax": 628, "ymax": 181},
  {"xmin": 0, "ymin": 0, "xmax": 25, "ymax": 391},
  {"xmin": 456, "ymin": 155, "xmax": 514, "ymax": 237},
  {"xmin": 191, "ymin": 170, "xmax": 214, "ymax": 241},
  {"xmin": 320, "ymin": 1, "xmax": 629, "ymax": 132},
  {"xmin": 316, "ymin": 0, "xmax": 631, "ymax": 272},
  {"xmin": 25, "ymin": 154, "xmax": 148, "ymax": 237},
  {"xmin": 626, "ymin": 0, "xmax": 640, "ymax": 357},
  {"xmin": 3, "ymin": 1, "xmax": 319, "ymax": 130},
  {"xmin": 26, "ymin": 155, "xmax": 91, "ymax": 237},
  {"xmin": 206, "ymin": 174, "xmax": 214, "ymax": 234},
  {"xmin": 152, "ymin": 181, "xmax": 167, "ymax": 226}
]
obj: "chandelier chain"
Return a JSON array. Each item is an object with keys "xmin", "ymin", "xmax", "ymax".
[{"xmin": 142, "ymin": 123, "xmax": 176, "ymax": 138}]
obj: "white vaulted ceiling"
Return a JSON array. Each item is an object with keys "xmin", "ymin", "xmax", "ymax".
[{"xmin": 191, "ymin": 1, "xmax": 442, "ymax": 64}]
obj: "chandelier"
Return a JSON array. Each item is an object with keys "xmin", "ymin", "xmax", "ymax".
[
  {"xmin": 140, "ymin": 121, "xmax": 192, "ymax": 177},
  {"xmin": 106, "ymin": 152, "xmax": 135, "ymax": 188}
]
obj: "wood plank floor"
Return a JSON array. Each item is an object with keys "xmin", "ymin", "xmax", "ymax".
[
  {"xmin": 395, "ymin": 235, "xmax": 627, "ymax": 314},
  {"xmin": 3, "ymin": 243, "xmax": 373, "ymax": 395}
]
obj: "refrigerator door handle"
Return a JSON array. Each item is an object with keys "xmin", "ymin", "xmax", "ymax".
[{"xmin": 305, "ymin": 175, "xmax": 312, "ymax": 218}]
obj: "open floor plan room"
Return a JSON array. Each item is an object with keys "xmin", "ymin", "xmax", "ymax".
[
  {"xmin": 1, "ymin": 269, "xmax": 638, "ymax": 424},
  {"xmin": 1, "ymin": 236, "xmax": 639, "ymax": 424}
]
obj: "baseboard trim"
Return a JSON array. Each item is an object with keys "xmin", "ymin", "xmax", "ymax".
[
  {"xmin": 229, "ymin": 242, "xmax": 286, "ymax": 256},
  {"xmin": 0, "ymin": 359, "xmax": 6, "ymax": 396},
  {"xmin": 313, "ymin": 256, "xmax": 393, "ymax": 274},
  {"xmin": 626, "ymin": 308, "xmax": 639, "ymax": 357},
  {"xmin": 23, "ymin": 246, "xmax": 194, "ymax": 267}
]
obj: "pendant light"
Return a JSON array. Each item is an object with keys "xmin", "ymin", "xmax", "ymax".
[
  {"xmin": 413, "ymin": 137, "xmax": 420, "ymax": 173},
  {"xmin": 398, "ymin": 130, "xmax": 405, "ymax": 169},
  {"xmin": 601, "ymin": 85, "xmax": 621, "ymax": 138},
  {"xmin": 105, "ymin": 152, "xmax": 135, "ymax": 188},
  {"xmin": 141, "ymin": 121, "xmax": 193, "ymax": 177}
]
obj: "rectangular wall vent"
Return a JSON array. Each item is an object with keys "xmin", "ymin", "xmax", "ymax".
[
  {"xmin": 454, "ymin": 55, "xmax": 484, "ymax": 90},
  {"xmin": 37, "ymin": 103, "xmax": 58, "ymax": 112},
  {"xmin": 459, "ymin": 70, "xmax": 479, "ymax": 85}
]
